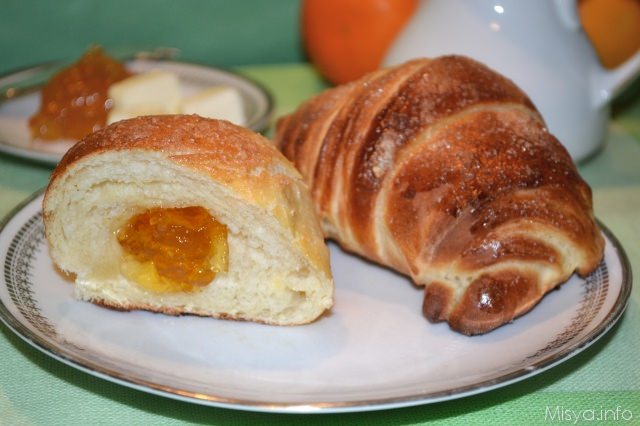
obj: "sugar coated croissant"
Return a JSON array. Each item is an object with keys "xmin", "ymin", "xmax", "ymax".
[
  {"xmin": 274, "ymin": 56, "xmax": 604, "ymax": 335},
  {"xmin": 44, "ymin": 115, "xmax": 333, "ymax": 325}
]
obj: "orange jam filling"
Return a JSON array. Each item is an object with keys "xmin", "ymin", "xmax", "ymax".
[
  {"xmin": 29, "ymin": 46, "xmax": 131, "ymax": 141},
  {"xmin": 116, "ymin": 206, "xmax": 228, "ymax": 293}
]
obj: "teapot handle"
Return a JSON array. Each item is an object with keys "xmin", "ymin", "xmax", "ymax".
[
  {"xmin": 553, "ymin": 0, "xmax": 640, "ymax": 108},
  {"xmin": 591, "ymin": 50, "xmax": 640, "ymax": 108},
  {"xmin": 552, "ymin": 0, "xmax": 581, "ymax": 30}
]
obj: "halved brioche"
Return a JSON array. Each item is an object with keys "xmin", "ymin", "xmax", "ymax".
[{"xmin": 43, "ymin": 115, "xmax": 333, "ymax": 325}]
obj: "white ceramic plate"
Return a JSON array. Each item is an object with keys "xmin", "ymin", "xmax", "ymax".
[
  {"xmin": 0, "ymin": 192, "xmax": 631, "ymax": 413},
  {"xmin": 0, "ymin": 59, "xmax": 273, "ymax": 164}
]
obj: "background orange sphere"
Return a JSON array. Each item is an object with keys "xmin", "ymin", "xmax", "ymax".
[
  {"xmin": 302, "ymin": 0, "xmax": 418, "ymax": 85},
  {"xmin": 579, "ymin": 0, "xmax": 640, "ymax": 69}
]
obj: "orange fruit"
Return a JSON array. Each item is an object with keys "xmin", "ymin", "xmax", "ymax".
[
  {"xmin": 302, "ymin": 0, "xmax": 418, "ymax": 85},
  {"xmin": 579, "ymin": 0, "xmax": 640, "ymax": 69}
]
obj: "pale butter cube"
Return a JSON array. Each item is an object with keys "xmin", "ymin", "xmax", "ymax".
[
  {"xmin": 180, "ymin": 86, "xmax": 246, "ymax": 126},
  {"xmin": 107, "ymin": 70, "xmax": 181, "ymax": 123}
]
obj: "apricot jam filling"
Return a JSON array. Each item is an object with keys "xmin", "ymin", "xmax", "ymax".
[{"xmin": 116, "ymin": 206, "xmax": 228, "ymax": 293}]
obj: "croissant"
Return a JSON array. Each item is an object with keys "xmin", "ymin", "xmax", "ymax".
[
  {"xmin": 274, "ymin": 56, "xmax": 604, "ymax": 335},
  {"xmin": 44, "ymin": 115, "xmax": 333, "ymax": 325}
]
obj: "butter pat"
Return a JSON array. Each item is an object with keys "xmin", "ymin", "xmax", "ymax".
[
  {"xmin": 107, "ymin": 70, "xmax": 247, "ymax": 127},
  {"xmin": 107, "ymin": 70, "xmax": 181, "ymax": 124},
  {"xmin": 181, "ymin": 86, "xmax": 246, "ymax": 126}
]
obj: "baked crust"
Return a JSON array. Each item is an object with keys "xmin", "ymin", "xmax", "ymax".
[
  {"xmin": 275, "ymin": 56, "xmax": 604, "ymax": 335},
  {"xmin": 90, "ymin": 298, "xmax": 286, "ymax": 326},
  {"xmin": 51, "ymin": 114, "xmax": 300, "ymax": 188}
]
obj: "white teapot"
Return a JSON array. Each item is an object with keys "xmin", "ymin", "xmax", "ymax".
[{"xmin": 384, "ymin": 0, "xmax": 640, "ymax": 162}]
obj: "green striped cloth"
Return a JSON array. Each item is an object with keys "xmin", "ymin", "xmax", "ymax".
[{"xmin": 0, "ymin": 64, "xmax": 638, "ymax": 426}]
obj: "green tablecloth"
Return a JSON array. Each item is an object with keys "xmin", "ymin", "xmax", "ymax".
[{"xmin": 0, "ymin": 64, "xmax": 638, "ymax": 425}]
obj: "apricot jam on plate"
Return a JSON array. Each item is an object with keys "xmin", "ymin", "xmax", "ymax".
[
  {"xmin": 29, "ymin": 47, "xmax": 130, "ymax": 141},
  {"xmin": 117, "ymin": 206, "xmax": 229, "ymax": 293}
]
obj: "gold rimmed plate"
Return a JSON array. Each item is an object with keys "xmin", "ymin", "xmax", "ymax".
[{"xmin": 0, "ymin": 191, "xmax": 632, "ymax": 413}]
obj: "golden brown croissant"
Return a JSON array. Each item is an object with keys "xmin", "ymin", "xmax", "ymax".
[{"xmin": 274, "ymin": 55, "xmax": 604, "ymax": 335}]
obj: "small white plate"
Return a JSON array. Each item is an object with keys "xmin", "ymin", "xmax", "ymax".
[
  {"xmin": 0, "ymin": 59, "xmax": 273, "ymax": 164},
  {"xmin": 0, "ymin": 192, "xmax": 632, "ymax": 413}
]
